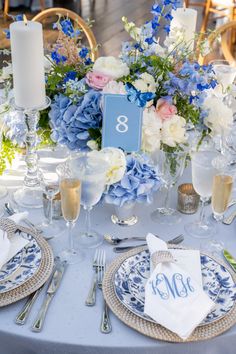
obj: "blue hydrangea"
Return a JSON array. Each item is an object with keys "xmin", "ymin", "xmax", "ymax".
[
  {"xmin": 3, "ymin": 110, "xmax": 27, "ymax": 147},
  {"xmin": 49, "ymin": 89, "xmax": 102, "ymax": 150},
  {"xmin": 103, "ymin": 155, "xmax": 162, "ymax": 207}
]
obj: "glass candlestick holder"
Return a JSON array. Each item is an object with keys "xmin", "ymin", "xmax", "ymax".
[{"xmin": 11, "ymin": 97, "xmax": 51, "ymax": 208}]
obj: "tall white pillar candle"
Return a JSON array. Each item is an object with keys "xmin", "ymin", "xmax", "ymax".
[
  {"xmin": 170, "ymin": 8, "xmax": 197, "ymax": 50},
  {"xmin": 10, "ymin": 20, "xmax": 46, "ymax": 109}
]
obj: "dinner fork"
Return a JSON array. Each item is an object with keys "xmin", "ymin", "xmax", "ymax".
[
  {"xmin": 97, "ymin": 250, "xmax": 112, "ymax": 334},
  {"xmin": 85, "ymin": 249, "xmax": 102, "ymax": 306}
]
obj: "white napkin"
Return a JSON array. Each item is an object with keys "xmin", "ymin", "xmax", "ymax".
[
  {"xmin": 0, "ymin": 212, "xmax": 30, "ymax": 269},
  {"xmin": 144, "ymin": 233, "xmax": 215, "ymax": 340}
]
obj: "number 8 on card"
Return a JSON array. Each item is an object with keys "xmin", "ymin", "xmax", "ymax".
[{"xmin": 102, "ymin": 94, "xmax": 143, "ymax": 152}]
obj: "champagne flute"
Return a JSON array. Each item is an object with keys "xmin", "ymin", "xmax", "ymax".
[
  {"xmin": 212, "ymin": 174, "xmax": 233, "ymax": 222},
  {"xmin": 185, "ymin": 149, "xmax": 219, "ymax": 238},
  {"xmin": 58, "ymin": 164, "xmax": 82, "ymax": 264}
]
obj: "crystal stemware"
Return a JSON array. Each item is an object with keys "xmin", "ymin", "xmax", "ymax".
[
  {"xmin": 58, "ymin": 162, "xmax": 82, "ymax": 264},
  {"xmin": 70, "ymin": 153, "xmax": 108, "ymax": 248},
  {"xmin": 151, "ymin": 150, "xmax": 187, "ymax": 224},
  {"xmin": 210, "ymin": 60, "xmax": 236, "ymax": 97},
  {"xmin": 37, "ymin": 170, "xmax": 64, "ymax": 239},
  {"xmin": 185, "ymin": 149, "xmax": 219, "ymax": 238}
]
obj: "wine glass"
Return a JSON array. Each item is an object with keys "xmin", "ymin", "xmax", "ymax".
[
  {"xmin": 70, "ymin": 153, "xmax": 109, "ymax": 248},
  {"xmin": 58, "ymin": 163, "xmax": 82, "ymax": 264},
  {"xmin": 37, "ymin": 170, "xmax": 64, "ymax": 239},
  {"xmin": 210, "ymin": 60, "xmax": 236, "ymax": 97},
  {"xmin": 151, "ymin": 150, "xmax": 187, "ymax": 224},
  {"xmin": 185, "ymin": 149, "xmax": 219, "ymax": 238}
]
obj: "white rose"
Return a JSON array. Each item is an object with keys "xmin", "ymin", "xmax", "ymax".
[
  {"xmin": 93, "ymin": 56, "xmax": 130, "ymax": 80},
  {"xmin": 133, "ymin": 73, "xmax": 156, "ymax": 93},
  {"xmin": 204, "ymin": 95, "xmax": 233, "ymax": 135},
  {"xmin": 142, "ymin": 107, "xmax": 162, "ymax": 153},
  {"xmin": 161, "ymin": 115, "xmax": 187, "ymax": 147},
  {"xmin": 87, "ymin": 140, "xmax": 99, "ymax": 150},
  {"xmin": 0, "ymin": 64, "xmax": 12, "ymax": 83},
  {"xmin": 102, "ymin": 80, "xmax": 126, "ymax": 95},
  {"xmin": 99, "ymin": 147, "xmax": 126, "ymax": 185}
]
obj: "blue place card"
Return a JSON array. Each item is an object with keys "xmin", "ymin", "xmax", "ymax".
[{"xmin": 102, "ymin": 94, "xmax": 143, "ymax": 152}]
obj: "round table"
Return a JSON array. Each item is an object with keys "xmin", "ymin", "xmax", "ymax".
[{"xmin": 0, "ymin": 158, "xmax": 236, "ymax": 354}]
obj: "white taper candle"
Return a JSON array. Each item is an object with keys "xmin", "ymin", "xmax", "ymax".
[
  {"xmin": 171, "ymin": 7, "xmax": 197, "ymax": 50},
  {"xmin": 10, "ymin": 20, "xmax": 46, "ymax": 109}
]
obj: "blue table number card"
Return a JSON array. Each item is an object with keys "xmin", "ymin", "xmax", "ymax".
[{"xmin": 102, "ymin": 94, "xmax": 143, "ymax": 152}]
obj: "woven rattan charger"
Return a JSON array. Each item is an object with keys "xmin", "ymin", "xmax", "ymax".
[
  {"xmin": 0, "ymin": 219, "xmax": 54, "ymax": 307},
  {"xmin": 103, "ymin": 245, "xmax": 236, "ymax": 343}
]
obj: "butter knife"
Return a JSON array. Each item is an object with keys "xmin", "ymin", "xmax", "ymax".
[
  {"xmin": 31, "ymin": 260, "xmax": 67, "ymax": 332},
  {"xmin": 223, "ymin": 249, "xmax": 236, "ymax": 273}
]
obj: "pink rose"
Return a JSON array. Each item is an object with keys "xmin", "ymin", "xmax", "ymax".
[
  {"xmin": 86, "ymin": 71, "xmax": 112, "ymax": 90},
  {"xmin": 156, "ymin": 98, "xmax": 177, "ymax": 121}
]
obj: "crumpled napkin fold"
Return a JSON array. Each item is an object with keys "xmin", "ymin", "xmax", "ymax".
[
  {"xmin": 144, "ymin": 233, "xmax": 215, "ymax": 340},
  {"xmin": 0, "ymin": 212, "xmax": 30, "ymax": 269}
]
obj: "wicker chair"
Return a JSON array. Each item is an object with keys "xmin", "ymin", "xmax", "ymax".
[
  {"xmin": 199, "ymin": 20, "xmax": 236, "ymax": 64},
  {"xmin": 32, "ymin": 7, "xmax": 99, "ymax": 61},
  {"xmin": 3, "ymin": 0, "xmax": 45, "ymax": 20},
  {"xmin": 186, "ymin": 0, "xmax": 236, "ymax": 33}
]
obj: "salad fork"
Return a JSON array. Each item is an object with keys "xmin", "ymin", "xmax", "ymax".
[
  {"xmin": 97, "ymin": 250, "xmax": 112, "ymax": 334},
  {"xmin": 85, "ymin": 249, "xmax": 102, "ymax": 306}
]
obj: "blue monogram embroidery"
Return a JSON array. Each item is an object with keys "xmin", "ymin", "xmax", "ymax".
[{"xmin": 150, "ymin": 273, "xmax": 195, "ymax": 300}]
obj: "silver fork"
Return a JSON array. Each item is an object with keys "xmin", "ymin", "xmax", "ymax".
[
  {"xmin": 97, "ymin": 250, "xmax": 112, "ymax": 334},
  {"xmin": 85, "ymin": 249, "xmax": 102, "ymax": 306}
]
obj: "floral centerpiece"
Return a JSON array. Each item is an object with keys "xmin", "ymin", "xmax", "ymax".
[{"xmin": 0, "ymin": 1, "xmax": 234, "ymax": 189}]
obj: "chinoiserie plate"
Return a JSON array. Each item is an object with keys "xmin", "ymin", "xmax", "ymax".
[
  {"xmin": 0, "ymin": 224, "xmax": 54, "ymax": 307},
  {"xmin": 114, "ymin": 249, "xmax": 236, "ymax": 326},
  {"xmin": 0, "ymin": 232, "xmax": 41, "ymax": 293}
]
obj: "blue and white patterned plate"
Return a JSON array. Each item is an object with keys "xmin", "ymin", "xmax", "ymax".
[
  {"xmin": 114, "ymin": 249, "xmax": 236, "ymax": 326},
  {"xmin": 0, "ymin": 232, "xmax": 42, "ymax": 293}
]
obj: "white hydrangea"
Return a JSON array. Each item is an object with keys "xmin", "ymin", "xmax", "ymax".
[{"xmin": 204, "ymin": 95, "xmax": 233, "ymax": 136}]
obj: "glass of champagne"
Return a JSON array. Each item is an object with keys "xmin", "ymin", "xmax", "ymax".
[
  {"xmin": 212, "ymin": 174, "xmax": 233, "ymax": 222},
  {"xmin": 185, "ymin": 149, "xmax": 219, "ymax": 238},
  {"xmin": 58, "ymin": 163, "xmax": 82, "ymax": 264}
]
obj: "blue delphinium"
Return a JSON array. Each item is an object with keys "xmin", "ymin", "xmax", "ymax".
[
  {"xmin": 49, "ymin": 89, "xmax": 102, "ymax": 150},
  {"xmin": 164, "ymin": 61, "xmax": 217, "ymax": 107},
  {"xmin": 103, "ymin": 155, "xmax": 161, "ymax": 207}
]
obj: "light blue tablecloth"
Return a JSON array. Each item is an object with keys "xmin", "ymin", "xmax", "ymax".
[{"xmin": 0, "ymin": 158, "xmax": 236, "ymax": 354}]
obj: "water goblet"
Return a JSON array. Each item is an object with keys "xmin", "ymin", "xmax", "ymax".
[
  {"xmin": 185, "ymin": 149, "xmax": 219, "ymax": 238},
  {"xmin": 70, "ymin": 153, "xmax": 109, "ymax": 248},
  {"xmin": 58, "ymin": 163, "xmax": 82, "ymax": 264},
  {"xmin": 151, "ymin": 150, "xmax": 187, "ymax": 225},
  {"xmin": 37, "ymin": 170, "xmax": 64, "ymax": 239},
  {"xmin": 210, "ymin": 59, "xmax": 236, "ymax": 97}
]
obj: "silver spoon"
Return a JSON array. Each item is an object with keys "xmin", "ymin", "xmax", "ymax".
[
  {"xmin": 113, "ymin": 234, "xmax": 184, "ymax": 253},
  {"xmin": 104, "ymin": 234, "xmax": 146, "ymax": 245}
]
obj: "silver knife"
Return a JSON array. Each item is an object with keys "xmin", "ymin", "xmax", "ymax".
[
  {"xmin": 31, "ymin": 260, "xmax": 67, "ymax": 332},
  {"xmin": 223, "ymin": 249, "xmax": 236, "ymax": 273},
  {"xmin": 15, "ymin": 257, "xmax": 60, "ymax": 325}
]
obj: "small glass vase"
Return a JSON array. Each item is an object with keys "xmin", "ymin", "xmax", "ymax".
[{"xmin": 111, "ymin": 201, "xmax": 138, "ymax": 226}]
